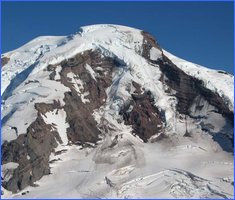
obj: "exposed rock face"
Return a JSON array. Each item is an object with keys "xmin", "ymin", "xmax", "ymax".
[
  {"xmin": 59, "ymin": 50, "xmax": 117, "ymax": 144},
  {"xmin": 141, "ymin": 31, "xmax": 162, "ymax": 59},
  {"xmin": 140, "ymin": 31, "xmax": 234, "ymax": 152},
  {"xmin": 157, "ymin": 55, "xmax": 234, "ymax": 124},
  {"xmin": 141, "ymin": 31, "xmax": 233, "ymax": 125},
  {"xmin": 120, "ymin": 82, "xmax": 164, "ymax": 142},
  {"xmin": 1, "ymin": 56, "xmax": 10, "ymax": 67},
  {"xmin": 157, "ymin": 56, "xmax": 234, "ymax": 151},
  {"xmin": 1, "ymin": 103, "xmax": 60, "ymax": 192},
  {"xmin": 35, "ymin": 100, "xmax": 62, "ymax": 116},
  {"xmin": 60, "ymin": 50, "xmax": 114, "ymax": 109}
]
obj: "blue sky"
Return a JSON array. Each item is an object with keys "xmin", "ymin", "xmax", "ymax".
[{"xmin": 1, "ymin": 2, "xmax": 234, "ymax": 73}]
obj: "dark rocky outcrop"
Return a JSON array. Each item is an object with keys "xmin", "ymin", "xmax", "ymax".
[
  {"xmin": 1, "ymin": 102, "xmax": 61, "ymax": 192},
  {"xmin": 157, "ymin": 55, "xmax": 234, "ymax": 124},
  {"xmin": 58, "ymin": 50, "xmax": 118, "ymax": 144},
  {"xmin": 60, "ymin": 50, "xmax": 114, "ymax": 108},
  {"xmin": 141, "ymin": 31, "xmax": 162, "ymax": 60},
  {"xmin": 120, "ymin": 82, "xmax": 164, "ymax": 142},
  {"xmin": 63, "ymin": 91, "xmax": 101, "ymax": 144},
  {"xmin": 140, "ymin": 31, "xmax": 234, "ymax": 151},
  {"xmin": 141, "ymin": 31, "xmax": 233, "ymax": 125},
  {"xmin": 34, "ymin": 100, "xmax": 62, "ymax": 116},
  {"xmin": 1, "ymin": 56, "xmax": 10, "ymax": 67}
]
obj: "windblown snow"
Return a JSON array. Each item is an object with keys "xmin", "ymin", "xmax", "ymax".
[{"xmin": 1, "ymin": 24, "xmax": 234, "ymax": 199}]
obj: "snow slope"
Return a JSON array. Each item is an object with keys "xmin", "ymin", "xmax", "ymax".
[
  {"xmin": 3, "ymin": 129, "xmax": 233, "ymax": 199},
  {"xmin": 1, "ymin": 24, "xmax": 234, "ymax": 198}
]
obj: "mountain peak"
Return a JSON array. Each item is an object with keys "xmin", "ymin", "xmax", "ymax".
[
  {"xmin": 1, "ymin": 24, "xmax": 234, "ymax": 198},
  {"xmin": 80, "ymin": 24, "xmax": 143, "ymax": 32}
]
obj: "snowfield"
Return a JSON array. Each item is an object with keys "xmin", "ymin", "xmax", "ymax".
[
  {"xmin": 3, "ymin": 130, "xmax": 233, "ymax": 199},
  {"xmin": 1, "ymin": 24, "xmax": 234, "ymax": 199}
]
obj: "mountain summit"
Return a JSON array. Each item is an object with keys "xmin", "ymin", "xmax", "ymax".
[{"xmin": 1, "ymin": 24, "xmax": 234, "ymax": 198}]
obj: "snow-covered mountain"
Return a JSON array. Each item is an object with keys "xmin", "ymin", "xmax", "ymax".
[{"xmin": 1, "ymin": 24, "xmax": 234, "ymax": 199}]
